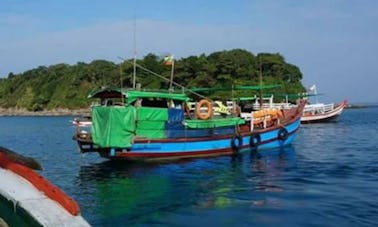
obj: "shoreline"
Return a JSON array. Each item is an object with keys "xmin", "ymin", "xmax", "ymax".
[{"xmin": 0, "ymin": 108, "xmax": 90, "ymax": 117}]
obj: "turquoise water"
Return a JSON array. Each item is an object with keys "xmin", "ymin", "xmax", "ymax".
[{"xmin": 0, "ymin": 108, "xmax": 377, "ymax": 226}]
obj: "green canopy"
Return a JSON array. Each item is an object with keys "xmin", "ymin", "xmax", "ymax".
[
  {"xmin": 126, "ymin": 90, "xmax": 190, "ymax": 104},
  {"xmin": 185, "ymin": 117, "xmax": 245, "ymax": 129},
  {"xmin": 87, "ymin": 88, "xmax": 127, "ymax": 99},
  {"xmin": 274, "ymin": 93, "xmax": 324, "ymax": 99},
  {"xmin": 190, "ymin": 85, "xmax": 280, "ymax": 92},
  {"xmin": 87, "ymin": 88, "xmax": 190, "ymax": 104}
]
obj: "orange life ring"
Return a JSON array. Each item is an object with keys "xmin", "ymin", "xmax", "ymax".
[{"xmin": 195, "ymin": 99, "xmax": 213, "ymax": 120}]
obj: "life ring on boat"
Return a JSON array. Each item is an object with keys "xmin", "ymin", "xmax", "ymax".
[
  {"xmin": 231, "ymin": 135, "xmax": 243, "ymax": 151},
  {"xmin": 195, "ymin": 99, "xmax": 213, "ymax": 120},
  {"xmin": 278, "ymin": 127, "xmax": 289, "ymax": 141},
  {"xmin": 249, "ymin": 134, "xmax": 261, "ymax": 148}
]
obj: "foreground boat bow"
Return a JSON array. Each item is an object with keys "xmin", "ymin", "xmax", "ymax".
[{"xmin": 0, "ymin": 146, "xmax": 90, "ymax": 226}]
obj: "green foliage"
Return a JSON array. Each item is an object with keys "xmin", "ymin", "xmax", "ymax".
[{"xmin": 0, "ymin": 49, "xmax": 306, "ymax": 110}]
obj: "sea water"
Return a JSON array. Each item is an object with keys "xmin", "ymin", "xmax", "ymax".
[{"xmin": 0, "ymin": 107, "xmax": 377, "ymax": 226}]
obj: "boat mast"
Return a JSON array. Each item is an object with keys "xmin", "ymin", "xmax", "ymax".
[
  {"xmin": 259, "ymin": 55, "xmax": 263, "ymax": 109},
  {"xmin": 119, "ymin": 63, "xmax": 124, "ymax": 104},
  {"xmin": 314, "ymin": 85, "xmax": 318, "ymax": 104},
  {"xmin": 169, "ymin": 58, "xmax": 175, "ymax": 91},
  {"xmin": 132, "ymin": 15, "xmax": 137, "ymax": 89}
]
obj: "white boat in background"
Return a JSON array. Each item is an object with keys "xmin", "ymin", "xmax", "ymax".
[
  {"xmin": 301, "ymin": 84, "xmax": 348, "ymax": 123},
  {"xmin": 301, "ymin": 100, "xmax": 348, "ymax": 123},
  {"xmin": 234, "ymin": 84, "xmax": 348, "ymax": 124}
]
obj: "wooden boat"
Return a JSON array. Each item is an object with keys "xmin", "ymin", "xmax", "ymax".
[
  {"xmin": 73, "ymin": 88, "xmax": 305, "ymax": 162},
  {"xmin": 299, "ymin": 84, "xmax": 348, "ymax": 123},
  {"xmin": 301, "ymin": 100, "xmax": 348, "ymax": 123},
  {"xmin": 0, "ymin": 146, "xmax": 90, "ymax": 227},
  {"xmin": 239, "ymin": 92, "xmax": 348, "ymax": 124},
  {"xmin": 72, "ymin": 115, "xmax": 92, "ymax": 127}
]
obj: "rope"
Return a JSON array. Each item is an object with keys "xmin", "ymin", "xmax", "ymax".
[{"xmin": 119, "ymin": 57, "xmax": 210, "ymax": 101}]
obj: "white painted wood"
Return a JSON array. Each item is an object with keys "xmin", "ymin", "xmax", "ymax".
[{"xmin": 0, "ymin": 168, "xmax": 90, "ymax": 226}]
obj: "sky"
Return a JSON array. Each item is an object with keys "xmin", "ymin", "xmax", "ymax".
[{"xmin": 1, "ymin": 0, "xmax": 377, "ymax": 103}]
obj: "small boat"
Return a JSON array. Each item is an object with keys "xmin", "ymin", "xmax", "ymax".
[
  {"xmin": 300, "ymin": 85, "xmax": 348, "ymax": 123},
  {"xmin": 239, "ymin": 90, "xmax": 348, "ymax": 124},
  {"xmin": 0, "ymin": 146, "xmax": 90, "ymax": 226},
  {"xmin": 72, "ymin": 115, "xmax": 92, "ymax": 127},
  {"xmin": 73, "ymin": 88, "xmax": 305, "ymax": 162},
  {"xmin": 301, "ymin": 100, "xmax": 348, "ymax": 123}
]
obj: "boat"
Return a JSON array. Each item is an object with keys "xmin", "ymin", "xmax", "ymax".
[
  {"xmin": 73, "ymin": 87, "xmax": 305, "ymax": 162},
  {"xmin": 300, "ymin": 84, "xmax": 348, "ymax": 123},
  {"xmin": 238, "ymin": 90, "xmax": 348, "ymax": 124},
  {"xmin": 72, "ymin": 115, "xmax": 92, "ymax": 127},
  {"xmin": 0, "ymin": 146, "xmax": 90, "ymax": 226},
  {"xmin": 301, "ymin": 100, "xmax": 348, "ymax": 123}
]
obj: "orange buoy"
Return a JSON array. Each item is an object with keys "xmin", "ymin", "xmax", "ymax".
[{"xmin": 195, "ymin": 99, "xmax": 213, "ymax": 120}]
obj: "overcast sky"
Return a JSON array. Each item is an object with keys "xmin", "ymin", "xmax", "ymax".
[{"xmin": 1, "ymin": 0, "xmax": 377, "ymax": 103}]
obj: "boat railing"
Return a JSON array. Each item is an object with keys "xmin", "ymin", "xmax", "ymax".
[
  {"xmin": 304, "ymin": 103, "xmax": 335, "ymax": 114},
  {"xmin": 323, "ymin": 103, "xmax": 335, "ymax": 112},
  {"xmin": 252, "ymin": 102, "xmax": 292, "ymax": 110}
]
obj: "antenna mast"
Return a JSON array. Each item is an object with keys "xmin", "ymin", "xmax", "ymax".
[
  {"xmin": 259, "ymin": 56, "xmax": 263, "ymax": 109},
  {"xmin": 132, "ymin": 15, "xmax": 137, "ymax": 89}
]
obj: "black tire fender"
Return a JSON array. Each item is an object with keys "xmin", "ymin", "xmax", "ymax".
[
  {"xmin": 250, "ymin": 134, "xmax": 261, "ymax": 148},
  {"xmin": 278, "ymin": 127, "xmax": 289, "ymax": 141},
  {"xmin": 231, "ymin": 135, "xmax": 243, "ymax": 151}
]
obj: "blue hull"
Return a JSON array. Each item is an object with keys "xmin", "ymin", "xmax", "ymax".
[{"xmin": 91, "ymin": 118, "xmax": 301, "ymax": 161}]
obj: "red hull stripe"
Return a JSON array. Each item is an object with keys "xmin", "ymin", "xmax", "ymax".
[
  {"xmin": 113, "ymin": 147, "xmax": 233, "ymax": 158},
  {"xmin": 0, "ymin": 152, "xmax": 80, "ymax": 216}
]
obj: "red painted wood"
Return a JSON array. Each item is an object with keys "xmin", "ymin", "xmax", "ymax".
[{"xmin": 0, "ymin": 152, "xmax": 80, "ymax": 216}]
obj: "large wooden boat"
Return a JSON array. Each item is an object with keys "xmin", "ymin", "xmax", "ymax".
[
  {"xmin": 0, "ymin": 146, "xmax": 89, "ymax": 227},
  {"xmin": 73, "ymin": 88, "xmax": 305, "ymax": 162},
  {"xmin": 301, "ymin": 100, "xmax": 348, "ymax": 123}
]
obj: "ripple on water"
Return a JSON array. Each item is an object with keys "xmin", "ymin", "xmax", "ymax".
[{"xmin": 1, "ymin": 109, "xmax": 378, "ymax": 226}]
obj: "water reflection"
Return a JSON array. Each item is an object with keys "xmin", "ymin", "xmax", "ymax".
[{"xmin": 76, "ymin": 146, "xmax": 296, "ymax": 225}]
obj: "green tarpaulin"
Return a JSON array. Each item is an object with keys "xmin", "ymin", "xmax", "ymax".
[
  {"xmin": 92, "ymin": 106, "xmax": 136, "ymax": 148},
  {"xmin": 185, "ymin": 117, "xmax": 245, "ymax": 129},
  {"xmin": 136, "ymin": 121, "xmax": 166, "ymax": 139},
  {"xmin": 137, "ymin": 107, "xmax": 168, "ymax": 121},
  {"xmin": 135, "ymin": 107, "xmax": 168, "ymax": 139}
]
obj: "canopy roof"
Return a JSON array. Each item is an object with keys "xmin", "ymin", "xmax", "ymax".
[
  {"xmin": 126, "ymin": 90, "xmax": 190, "ymax": 104},
  {"xmin": 190, "ymin": 85, "xmax": 280, "ymax": 92},
  {"xmin": 274, "ymin": 93, "xmax": 324, "ymax": 98},
  {"xmin": 87, "ymin": 88, "xmax": 190, "ymax": 103},
  {"xmin": 87, "ymin": 88, "xmax": 126, "ymax": 99}
]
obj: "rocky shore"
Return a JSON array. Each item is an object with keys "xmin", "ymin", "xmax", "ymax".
[{"xmin": 0, "ymin": 108, "xmax": 90, "ymax": 116}]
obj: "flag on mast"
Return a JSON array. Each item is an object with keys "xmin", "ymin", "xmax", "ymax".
[
  {"xmin": 308, "ymin": 84, "xmax": 316, "ymax": 92},
  {"xmin": 163, "ymin": 55, "xmax": 174, "ymax": 66}
]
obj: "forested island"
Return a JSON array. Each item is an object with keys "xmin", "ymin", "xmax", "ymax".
[{"xmin": 0, "ymin": 49, "xmax": 305, "ymax": 115}]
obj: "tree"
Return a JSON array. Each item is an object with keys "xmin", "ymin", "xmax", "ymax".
[{"xmin": 0, "ymin": 49, "xmax": 306, "ymax": 110}]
